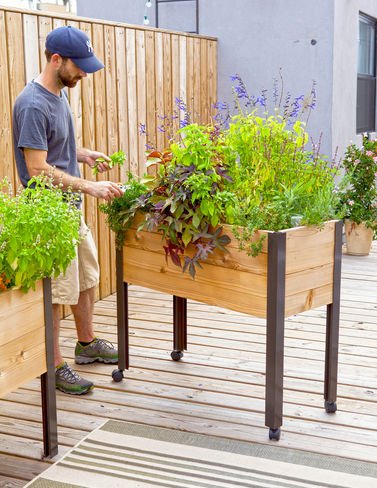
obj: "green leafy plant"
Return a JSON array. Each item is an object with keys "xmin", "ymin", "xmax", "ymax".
[
  {"xmin": 93, "ymin": 150, "xmax": 126, "ymax": 175},
  {"xmin": 337, "ymin": 136, "xmax": 377, "ymax": 237},
  {"xmin": 225, "ymin": 114, "xmax": 340, "ymax": 253},
  {"xmin": 0, "ymin": 175, "xmax": 81, "ymax": 292},
  {"xmin": 102, "ymin": 76, "xmax": 341, "ymax": 277},
  {"xmin": 99, "ymin": 174, "xmax": 148, "ymax": 248}
]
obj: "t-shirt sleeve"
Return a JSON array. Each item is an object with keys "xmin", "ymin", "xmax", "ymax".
[{"xmin": 17, "ymin": 106, "xmax": 49, "ymax": 151}]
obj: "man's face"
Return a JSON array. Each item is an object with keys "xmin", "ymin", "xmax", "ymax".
[{"xmin": 57, "ymin": 58, "xmax": 87, "ymax": 88}]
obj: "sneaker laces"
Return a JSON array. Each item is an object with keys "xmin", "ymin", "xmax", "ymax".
[
  {"xmin": 93, "ymin": 338, "xmax": 116, "ymax": 350},
  {"xmin": 57, "ymin": 363, "xmax": 81, "ymax": 383}
]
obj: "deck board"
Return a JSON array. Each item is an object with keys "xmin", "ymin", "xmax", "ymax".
[{"xmin": 0, "ymin": 243, "xmax": 376, "ymax": 485}]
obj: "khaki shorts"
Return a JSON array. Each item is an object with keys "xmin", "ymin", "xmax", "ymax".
[{"xmin": 51, "ymin": 217, "xmax": 100, "ymax": 305}]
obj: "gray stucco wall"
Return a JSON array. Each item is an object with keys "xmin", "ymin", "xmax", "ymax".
[
  {"xmin": 333, "ymin": 0, "xmax": 377, "ymax": 158},
  {"xmin": 198, "ymin": 0, "xmax": 335, "ymax": 158},
  {"xmin": 77, "ymin": 0, "xmax": 155, "ymax": 26},
  {"xmin": 76, "ymin": 0, "xmax": 377, "ymax": 159}
]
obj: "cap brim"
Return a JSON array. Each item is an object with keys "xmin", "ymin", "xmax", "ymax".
[{"xmin": 71, "ymin": 54, "xmax": 104, "ymax": 73}]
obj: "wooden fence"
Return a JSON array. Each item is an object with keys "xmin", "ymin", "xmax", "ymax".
[{"xmin": 0, "ymin": 6, "xmax": 217, "ymax": 300}]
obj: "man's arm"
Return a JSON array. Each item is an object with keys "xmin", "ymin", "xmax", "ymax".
[{"xmin": 23, "ymin": 148, "xmax": 123, "ymax": 201}]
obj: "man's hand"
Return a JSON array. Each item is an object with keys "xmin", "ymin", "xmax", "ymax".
[
  {"xmin": 77, "ymin": 148, "xmax": 110, "ymax": 173},
  {"xmin": 85, "ymin": 180, "xmax": 124, "ymax": 201}
]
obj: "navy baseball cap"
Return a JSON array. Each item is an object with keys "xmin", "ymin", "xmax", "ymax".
[{"xmin": 46, "ymin": 26, "xmax": 104, "ymax": 73}]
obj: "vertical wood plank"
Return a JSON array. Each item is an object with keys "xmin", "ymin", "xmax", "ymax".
[
  {"xmin": 93, "ymin": 22, "xmax": 111, "ymax": 299},
  {"xmin": 179, "ymin": 36, "xmax": 187, "ymax": 128},
  {"xmin": 154, "ymin": 31, "xmax": 165, "ymax": 151},
  {"xmin": 23, "ymin": 14, "xmax": 39, "ymax": 84},
  {"xmin": 186, "ymin": 36, "xmax": 195, "ymax": 123},
  {"xmin": 0, "ymin": 10, "xmax": 14, "ymax": 185},
  {"xmin": 8, "ymin": 12, "xmax": 26, "ymax": 188},
  {"xmin": 136, "ymin": 30, "xmax": 146, "ymax": 177},
  {"xmin": 208, "ymin": 39, "xmax": 217, "ymax": 122},
  {"xmin": 115, "ymin": 26, "xmax": 129, "ymax": 181},
  {"xmin": 171, "ymin": 34, "xmax": 180, "ymax": 135},
  {"xmin": 38, "ymin": 16, "xmax": 52, "ymax": 71},
  {"xmin": 200, "ymin": 39, "xmax": 209, "ymax": 124},
  {"xmin": 126, "ymin": 28, "xmax": 138, "ymax": 176},
  {"xmin": 193, "ymin": 37, "xmax": 201, "ymax": 122},
  {"xmin": 7, "ymin": 12, "xmax": 25, "ymax": 100},
  {"xmin": 162, "ymin": 33, "xmax": 172, "ymax": 147},
  {"xmin": 145, "ymin": 29, "xmax": 156, "ymax": 171}
]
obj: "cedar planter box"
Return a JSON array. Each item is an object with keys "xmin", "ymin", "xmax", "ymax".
[
  {"xmin": 115, "ymin": 219, "xmax": 343, "ymax": 440},
  {"xmin": 0, "ymin": 280, "xmax": 57, "ymax": 457}
]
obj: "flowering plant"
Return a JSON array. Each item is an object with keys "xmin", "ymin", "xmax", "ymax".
[
  {"xmin": 337, "ymin": 136, "xmax": 377, "ymax": 237},
  {"xmin": 0, "ymin": 175, "xmax": 81, "ymax": 292},
  {"xmin": 102, "ymin": 75, "xmax": 341, "ymax": 277}
]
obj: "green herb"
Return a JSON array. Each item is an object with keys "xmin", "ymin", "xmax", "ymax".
[
  {"xmin": 0, "ymin": 175, "xmax": 81, "ymax": 292},
  {"xmin": 99, "ymin": 173, "xmax": 148, "ymax": 248},
  {"xmin": 93, "ymin": 150, "xmax": 126, "ymax": 175}
]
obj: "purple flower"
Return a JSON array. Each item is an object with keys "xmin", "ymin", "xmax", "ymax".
[{"xmin": 139, "ymin": 123, "xmax": 146, "ymax": 135}]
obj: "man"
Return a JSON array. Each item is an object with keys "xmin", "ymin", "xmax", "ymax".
[{"xmin": 12, "ymin": 25, "xmax": 123, "ymax": 395}]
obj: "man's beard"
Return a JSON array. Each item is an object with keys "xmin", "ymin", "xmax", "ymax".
[{"xmin": 57, "ymin": 64, "xmax": 82, "ymax": 88}]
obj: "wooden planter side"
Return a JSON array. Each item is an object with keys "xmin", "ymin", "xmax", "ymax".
[
  {"xmin": 283, "ymin": 221, "xmax": 336, "ymax": 316},
  {"xmin": 0, "ymin": 281, "xmax": 46, "ymax": 397},
  {"xmin": 123, "ymin": 220, "xmax": 337, "ymax": 318}
]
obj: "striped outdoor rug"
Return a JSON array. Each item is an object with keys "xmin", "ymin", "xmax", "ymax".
[{"xmin": 26, "ymin": 420, "xmax": 377, "ymax": 488}]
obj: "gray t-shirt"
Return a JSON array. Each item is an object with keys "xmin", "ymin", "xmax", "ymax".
[{"xmin": 12, "ymin": 80, "xmax": 80, "ymax": 186}]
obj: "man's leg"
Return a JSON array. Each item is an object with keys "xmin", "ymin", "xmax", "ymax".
[
  {"xmin": 52, "ymin": 301, "xmax": 94, "ymax": 395},
  {"xmin": 70, "ymin": 286, "xmax": 96, "ymax": 343},
  {"xmin": 52, "ymin": 304, "xmax": 64, "ymax": 367},
  {"xmin": 72, "ymin": 285, "xmax": 118, "ymax": 365}
]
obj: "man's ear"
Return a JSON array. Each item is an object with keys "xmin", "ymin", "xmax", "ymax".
[{"xmin": 50, "ymin": 53, "xmax": 63, "ymax": 68}]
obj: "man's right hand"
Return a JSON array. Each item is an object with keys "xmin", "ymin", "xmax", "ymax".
[{"xmin": 86, "ymin": 180, "xmax": 124, "ymax": 201}]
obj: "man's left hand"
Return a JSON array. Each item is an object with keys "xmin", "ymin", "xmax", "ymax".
[{"xmin": 78, "ymin": 149, "xmax": 111, "ymax": 173}]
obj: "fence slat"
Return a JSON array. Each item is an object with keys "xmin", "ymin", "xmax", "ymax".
[
  {"xmin": 145, "ymin": 30, "xmax": 156, "ymax": 171},
  {"xmin": 136, "ymin": 30, "xmax": 146, "ymax": 177},
  {"xmin": 154, "ymin": 31, "xmax": 165, "ymax": 152},
  {"xmin": 23, "ymin": 14, "xmax": 39, "ymax": 84},
  {"xmin": 0, "ymin": 11, "xmax": 14, "ymax": 185},
  {"xmin": 126, "ymin": 28, "xmax": 138, "ymax": 176},
  {"xmin": 162, "ymin": 33, "xmax": 172, "ymax": 146},
  {"xmin": 115, "ymin": 26, "xmax": 129, "ymax": 181}
]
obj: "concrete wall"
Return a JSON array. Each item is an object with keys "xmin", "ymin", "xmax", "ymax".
[
  {"xmin": 76, "ymin": 0, "xmax": 377, "ymax": 159},
  {"xmin": 332, "ymin": 0, "xmax": 377, "ymax": 158},
  {"xmin": 199, "ymin": 0, "xmax": 335, "ymax": 158},
  {"xmin": 77, "ymin": 0, "xmax": 155, "ymax": 25}
]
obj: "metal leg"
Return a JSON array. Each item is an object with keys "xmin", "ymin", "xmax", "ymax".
[
  {"xmin": 41, "ymin": 278, "xmax": 58, "ymax": 458},
  {"xmin": 324, "ymin": 220, "xmax": 343, "ymax": 413},
  {"xmin": 172, "ymin": 296, "xmax": 187, "ymax": 361},
  {"xmin": 265, "ymin": 232, "xmax": 286, "ymax": 441},
  {"xmin": 113, "ymin": 248, "xmax": 129, "ymax": 382}
]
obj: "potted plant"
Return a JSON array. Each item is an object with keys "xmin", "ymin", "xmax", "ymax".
[
  {"xmin": 337, "ymin": 135, "xmax": 377, "ymax": 255},
  {"xmin": 101, "ymin": 79, "xmax": 344, "ymax": 440},
  {"xmin": 0, "ymin": 175, "xmax": 81, "ymax": 457}
]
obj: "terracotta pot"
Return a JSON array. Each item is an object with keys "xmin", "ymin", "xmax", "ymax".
[{"xmin": 344, "ymin": 219, "xmax": 374, "ymax": 256}]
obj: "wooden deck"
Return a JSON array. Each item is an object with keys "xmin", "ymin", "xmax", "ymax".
[{"xmin": 0, "ymin": 243, "xmax": 376, "ymax": 487}]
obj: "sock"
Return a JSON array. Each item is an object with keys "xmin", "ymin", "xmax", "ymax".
[
  {"xmin": 79, "ymin": 339, "xmax": 95, "ymax": 347},
  {"xmin": 55, "ymin": 361, "xmax": 65, "ymax": 370}
]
